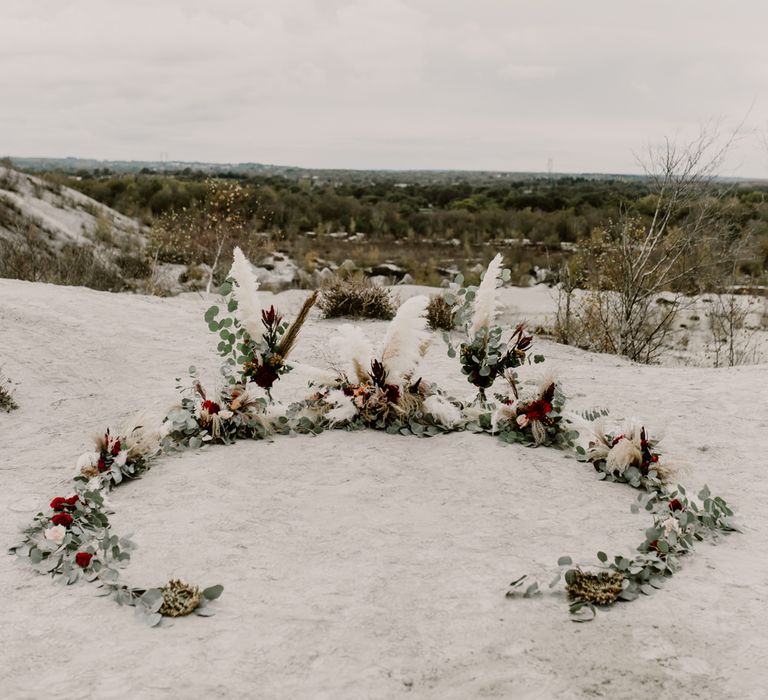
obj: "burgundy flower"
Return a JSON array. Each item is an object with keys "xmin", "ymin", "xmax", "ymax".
[
  {"xmin": 97, "ymin": 457, "xmax": 107, "ymax": 472},
  {"xmin": 111, "ymin": 439, "xmax": 121, "ymax": 456},
  {"xmin": 524, "ymin": 399, "xmax": 552, "ymax": 423},
  {"xmin": 50, "ymin": 495, "xmax": 79, "ymax": 511},
  {"xmin": 202, "ymin": 399, "xmax": 220, "ymax": 415},
  {"xmin": 669, "ymin": 499, "xmax": 684, "ymax": 512},
  {"xmin": 383, "ymin": 384, "xmax": 400, "ymax": 403},
  {"xmin": 50, "ymin": 497, "xmax": 68, "ymax": 511},
  {"xmin": 75, "ymin": 552, "xmax": 93, "ymax": 568},
  {"xmin": 250, "ymin": 363, "xmax": 279, "ymax": 390},
  {"xmin": 51, "ymin": 513, "xmax": 74, "ymax": 528}
]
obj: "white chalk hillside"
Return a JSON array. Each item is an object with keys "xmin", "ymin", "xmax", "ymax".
[
  {"xmin": 0, "ymin": 166, "xmax": 144, "ymax": 250},
  {"xmin": 1, "ymin": 278, "xmax": 767, "ymax": 699}
]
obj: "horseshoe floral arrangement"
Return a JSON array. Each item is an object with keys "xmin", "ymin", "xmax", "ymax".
[{"xmin": 9, "ymin": 250, "xmax": 740, "ymax": 626}]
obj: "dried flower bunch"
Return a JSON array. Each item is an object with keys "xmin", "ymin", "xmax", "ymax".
[
  {"xmin": 443, "ymin": 255, "xmax": 544, "ymax": 403},
  {"xmin": 205, "ymin": 246, "xmax": 317, "ymax": 395},
  {"xmin": 299, "ymin": 295, "xmax": 463, "ymax": 435},
  {"xmin": 492, "ymin": 377, "xmax": 577, "ymax": 448}
]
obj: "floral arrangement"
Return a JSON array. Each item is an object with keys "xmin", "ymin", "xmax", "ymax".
[
  {"xmin": 205, "ymin": 246, "xmax": 316, "ymax": 395},
  {"xmin": 508, "ymin": 420, "xmax": 739, "ymax": 620},
  {"xmin": 10, "ymin": 248, "xmax": 741, "ymax": 625},
  {"xmin": 297, "ymin": 296, "xmax": 463, "ymax": 436},
  {"xmin": 444, "ymin": 255, "xmax": 543, "ymax": 403},
  {"xmin": 581, "ymin": 420, "xmax": 673, "ymax": 489},
  {"xmin": 10, "ymin": 457, "xmax": 223, "ymax": 626},
  {"xmin": 492, "ymin": 376, "xmax": 577, "ymax": 448}
]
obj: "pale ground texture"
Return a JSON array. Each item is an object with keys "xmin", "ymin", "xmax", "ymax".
[{"xmin": 1, "ymin": 279, "xmax": 767, "ymax": 700}]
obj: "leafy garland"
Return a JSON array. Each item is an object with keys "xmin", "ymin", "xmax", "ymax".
[{"xmin": 9, "ymin": 250, "xmax": 739, "ymax": 625}]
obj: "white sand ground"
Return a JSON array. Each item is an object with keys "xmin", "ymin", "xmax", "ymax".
[{"xmin": 1, "ymin": 278, "xmax": 767, "ymax": 699}]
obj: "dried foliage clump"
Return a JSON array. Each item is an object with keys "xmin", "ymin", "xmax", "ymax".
[
  {"xmin": 426, "ymin": 294, "xmax": 456, "ymax": 331},
  {"xmin": 566, "ymin": 569, "xmax": 626, "ymax": 606},
  {"xmin": 0, "ymin": 370, "xmax": 18, "ymax": 412},
  {"xmin": 318, "ymin": 275, "xmax": 396, "ymax": 320},
  {"xmin": 159, "ymin": 580, "xmax": 202, "ymax": 617}
]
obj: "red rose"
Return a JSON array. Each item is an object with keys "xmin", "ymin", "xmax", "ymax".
[
  {"xmin": 111, "ymin": 439, "xmax": 121, "ymax": 456},
  {"xmin": 97, "ymin": 457, "xmax": 107, "ymax": 472},
  {"xmin": 202, "ymin": 399, "xmax": 220, "ymax": 414},
  {"xmin": 75, "ymin": 552, "xmax": 93, "ymax": 568},
  {"xmin": 51, "ymin": 512, "xmax": 74, "ymax": 528},
  {"xmin": 669, "ymin": 498, "xmax": 684, "ymax": 512},
  {"xmin": 65, "ymin": 495, "xmax": 79, "ymax": 507},
  {"xmin": 50, "ymin": 497, "xmax": 67, "ymax": 511},
  {"xmin": 651, "ymin": 455, "xmax": 659, "ymax": 463}
]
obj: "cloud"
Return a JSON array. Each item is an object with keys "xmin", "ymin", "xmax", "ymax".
[{"xmin": 0, "ymin": 0, "xmax": 766, "ymax": 175}]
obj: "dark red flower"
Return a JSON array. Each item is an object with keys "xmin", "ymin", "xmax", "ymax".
[
  {"xmin": 50, "ymin": 495, "xmax": 79, "ymax": 511},
  {"xmin": 97, "ymin": 457, "xmax": 107, "ymax": 472},
  {"xmin": 75, "ymin": 552, "xmax": 93, "ymax": 568},
  {"xmin": 50, "ymin": 497, "xmax": 67, "ymax": 511},
  {"xmin": 524, "ymin": 398, "xmax": 552, "ymax": 422},
  {"xmin": 648, "ymin": 539, "xmax": 659, "ymax": 552},
  {"xmin": 669, "ymin": 499, "xmax": 684, "ymax": 512},
  {"xmin": 249, "ymin": 363, "xmax": 279, "ymax": 390},
  {"xmin": 342, "ymin": 385, "xmax": 355, "ymax": 397},
  {"xmin": 111, "ymin": 439, "xmax": 121, "ymax": 456},
  {"xmin": 383, "ymin": 384, "xmax": 400, "ymax": 403},
  {"xmin": 202, "ymin": 399, "xmax": 220, "ymax": 414},
  {"xmin": 51, "ymin": 513, "xmax": 74, "ymax": 528},
  {"xmin": 651, "ymin": 455, "xmax": 659, "ymax": 463}
]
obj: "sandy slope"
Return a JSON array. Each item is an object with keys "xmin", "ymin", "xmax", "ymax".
[{"xmin": 1, "ymin": 279, "xmax": 767, "ymax": 700}]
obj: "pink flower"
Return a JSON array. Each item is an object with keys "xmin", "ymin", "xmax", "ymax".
[{"xmin": 516, "ymin": 414, "xmax": 529, "ymax": 428}]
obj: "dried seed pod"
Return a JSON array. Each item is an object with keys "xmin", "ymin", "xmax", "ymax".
[
  {"xmin": 160, "ymin": 579, "xmax": 202, "ymax": 617},
  {"xmin": 566, "ymin": 569, "xmax": 625, "ymax": 606}
]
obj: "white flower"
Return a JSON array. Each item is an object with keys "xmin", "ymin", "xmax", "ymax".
[
  {"xmin": 74, "ymin": 451, "xmax": 100, "ymax": 474},
  {"xmin": 44, "ymin": 525, "xmax": 67, "ymax": 545},
  {"xmin": 113, "ymin": 451, "xmax": 128, "ymax": 468},
  {"xmin": 516, "ymin": 414, "xmax": 529, "ymax": 428},
  {"xmin": 661, "ymin": 516, "xmax": 682, "ymax": 538},
  {"xmin": 218, "ymin": 409, "xmax": 234, "ymax": 419},
  {"xmin": 86, "ymin": 477, "xmax": 103, "ymax": 492}
]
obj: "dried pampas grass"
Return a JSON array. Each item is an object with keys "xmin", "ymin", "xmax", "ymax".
[
  {"xmin": 470, "ymin": 253, "xmax": 503, "ymax": 336},
  {"xmin": 228, "ymin": 246, "xmax": 264, "ymax": 340},
  {"xmin": 380, "ymin": 295, "xmax": 431, "ymax": 385},
  {"xmin": 329, "ymin": 324, "xmax": 375, "ymax": 383}
]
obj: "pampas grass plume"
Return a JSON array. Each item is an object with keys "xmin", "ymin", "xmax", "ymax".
[
  {"xmin": 228, "ymin": 246, "xmax": 263, "ymax": 339},
  {"xmin": 380, "ymin": 295, "xmax": 431, "ymax": 385},
  {"xmin": 470, "ymin": 253, "xmax": 503, "ymax": 336}
]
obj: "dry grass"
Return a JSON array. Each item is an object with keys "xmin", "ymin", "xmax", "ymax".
[
  {"xmin": 426, "ymin": 294, "xmax": 456, "ymax": 331},
  {"xmin": 0, "ymin": 369, "xmax": 18, "ymax": 413},
  {"xmin": 318, "ymin": 275, "xmax": 396, "ymax": 320}
]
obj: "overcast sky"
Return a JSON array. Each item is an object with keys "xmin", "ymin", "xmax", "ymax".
[{"xmin": 2, "ymin": 1, "xmax": 767, "ymax": 175}]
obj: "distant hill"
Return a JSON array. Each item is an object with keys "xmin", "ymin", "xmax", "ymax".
[
  {"xmin": 6, "ymin": 155, "xmax": 657, "ymax": 184},
  {"xmin": 0, "ymin": 166, "xmax": 148, "ymax": 290}
]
